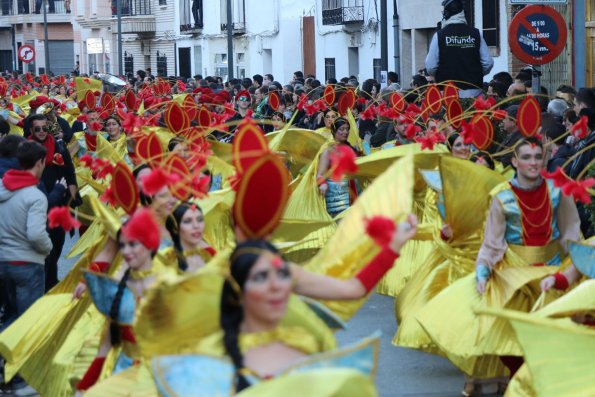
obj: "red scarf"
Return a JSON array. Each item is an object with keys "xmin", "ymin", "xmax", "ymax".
[
  {"xmin": 2, "ymin": 169, "xmax": 39, "ymax": 191},
  {"xmin": 85, "ymin": 132, "xmax": 97, "ymax": 152},
  {"xmin": 29, "ymin": 134, "xmax": 55, "ymax": 165}
]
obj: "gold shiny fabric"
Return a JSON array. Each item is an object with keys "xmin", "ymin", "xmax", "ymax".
[
  {"xmin": 505, "ymin": 364, "xmax": 536, "ymax": 397},
  {"xmin": 305, "ymin": 156, "xmax": 414, "ymax": 320},
  {"xmin": 85, "ymin": 364, "xmax": 158, "ymax": 397},
  {"xmin": 356, "ymin": 146, "xmax": 446, "ymax": 297},
  {"xmin": 393, "ymin": 157, "xmax": 507, "ymax": 352},
  {"xmin": 417, "ymin": 256, "xmax": 556, "ymax": 378},
  {"xmin": 486, "ymin": 309, "xmax": 595, "ymax": 397},
  {"xmin": 236, "ymin": 368, "xmax": 378, "ymax": 397}
]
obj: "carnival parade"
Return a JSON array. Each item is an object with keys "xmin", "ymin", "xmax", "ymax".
[{"xmin": 0, "ymin": 0, "xmax": 593, "ymax": 396}]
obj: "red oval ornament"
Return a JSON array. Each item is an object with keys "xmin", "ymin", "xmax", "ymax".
[
  {"xmin": 442, "ymin": 82, "xmax": 459, "ymax": 106},
  {"xmin": 111, "ymin": 163, "xmax": 139, "ymax": 215},
  {"xmin": 337, "ymin": 90, "xmax": 356, "ymax": 116},
  {"xmin": 424, "ymin": 85, "xmax": 442, "ymax": 114},
  {"xmin": 135, "ymin": 133, "xmax": 164, "ymax": 167},
  {"xmin": 471, "ymin": 114, "xmax": 494, "ymax": 150},
  {"xmin": 269, "ymin": 91, "xmax": 280, "ymax": 111},
  {"xmin": 232, "ymin": 119, "xmax": 269, "ymax": 173},
  {"xmin": 390, "ymin": 92, "xmax": 405, "ymax": 113},
  {"xmin": 447, "ymin": 99, "xmax": 463, "ymax": 129},
  {"xmin": 517, "ymin": 96, "xmax": 542, "ymax": 137},
  {"xmin": 323, "ymin": 85, "xmax": 336, "ymax": 107},
  {"xmin": 164, "ymin": 102, "xmax": 190, "ymax": 135}
]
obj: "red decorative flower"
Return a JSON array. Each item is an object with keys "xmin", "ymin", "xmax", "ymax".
[
  {"xmin": 89, "ymin": 121, "xmax": 103, "ymax": 131},
  {"xmin": 329, "ymin": 145, "xmax": 358, "ymax": 181},
  {"xmin": 140, "ymin": 168, "xmax": 177, "ymax": 195},
  {"xmin": 405, "ymin": 123, "xmax": 422, "ymax": 140},
  {"xmin": 192, "ymin": 174, "xmax": 211, "ymax": 198},
  {"xmin": 48, "ymin": 206, "xmax": 81, "ymax": 231},
  {"xmin": 473, "ymin": 96, "xmax": 496, "ymax": 110},
  {"xmin": 99, "ymin": 186, "xmax": 118, "ymax": 206},
  {"xmin": 541, "ymin": 167, "xmax": 569, "ymax": 188},
  {"xmin": 53, "ymin": 153, "xmax": 64, "ymax": 166},
  {"xmin": 561, "ymin": 178, "xmax": 595, "ymax": 204},
  {"xmin": 360, "ymin": 106, "xmax": 377, "ymax": 121},
  {"xmin": 571, "ymin": 115, "xmax": 589, "ymax": 139}
]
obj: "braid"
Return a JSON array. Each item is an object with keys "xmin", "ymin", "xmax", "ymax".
[
  {"xmin": 220, "ymin": 281, "xmax": 250, "ymax": 392},
  {"xmin": 109, "ymin": 268, "xmax": 131, "ymax": 346},
  {"xmin": 221, "ymin": 240, "xmax": 279, "ymax": 392}
]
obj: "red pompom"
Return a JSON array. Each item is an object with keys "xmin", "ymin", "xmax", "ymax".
[
  {"xmin": 48, "ymin": 206, "xmax": 81, "ymax": 231},
  {"xmin": 364, "ymin": 216, "xmax": 396, "ymax": 247},
  {"xmin": 329, "ymin": 145, "xmax": 358, "ymax": 181},
  {"xmin": 53, "ymin": 153, "xmax": 64, "ymax": 166},
  {"xmin": 122, "ymin": 208, "xmax": 160, "ymax": 251},
  {"xmin": 140, "ymin": 168, "xmax": 177, "ymax": 196}
]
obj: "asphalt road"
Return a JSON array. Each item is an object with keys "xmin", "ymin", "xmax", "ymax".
[{"xmin": 52, "ymin": 233, "xmax": 502, "ymax": 397}]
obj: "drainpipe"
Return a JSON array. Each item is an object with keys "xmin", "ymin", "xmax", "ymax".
[{"xmin": 393, "ymin": 0, "xmax": 400, "ymax": 83}]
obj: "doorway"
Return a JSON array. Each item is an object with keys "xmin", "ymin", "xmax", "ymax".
[{"xmin": 178, "ymin": 47, "xmax": 191, "ymax": 78}]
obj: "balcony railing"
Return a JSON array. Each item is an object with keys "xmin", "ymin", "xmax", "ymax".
[
  {"xmin": 180, "ymin": 0, "xmax": 202, "ymax": 33},
  {"xmin": 322, "ymin": 0, "xmax": 364, "ymax": 25},
  {"xmin": 1, "ymin": 0, "xmax": 69, "ymax": 16},
  {"xmin": 220, "ymin": 21, "xmax": 245, "ymax": 35},
  {"xmin": 111, "ymin": 0, "xmax": 151, "ymax": 17}
]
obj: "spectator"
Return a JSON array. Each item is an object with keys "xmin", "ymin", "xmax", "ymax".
[
  {"xmin": 495, "ymin": 105, "xmax": 523, "ymax": 167},
  {"xmin": 574, "ymin": 87, "xmax": 595, "ymax": 113},
  {"xmin": 506, "ymin": 82, "xmax": 527, "ymax": 98},
  {"xmin": 556, "ymin": 84, "xmax": 576, "ymax": 105},
  {"xmin": 492, "ymin": 71, "xmax": 513, "ymax": 90},
  {"xmin": 425, "ymin": 0, "xmax": 493, "ymax": 97},
  {"xmin": 28, "ymin": 114, "xmax": 77, "ymax": 291},
  {"xmin": 387, "ymin": 71, "xmax": 400, "ymax": 90},
  {"xmin": 252, "ymin": 74, "xmax": 263, "ymax": 88},
  {"xmin": 0, "ymin": 140, "xmax": 52, "ymax": 395},
  {"xmin": 487, "ymin": 80, "xmax": 507, "ymax": 101}
]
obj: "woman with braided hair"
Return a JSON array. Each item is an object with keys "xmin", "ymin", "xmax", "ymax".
[{"xmin": 75, "ymin": 209, "xmax": 173, "ymax": 395}]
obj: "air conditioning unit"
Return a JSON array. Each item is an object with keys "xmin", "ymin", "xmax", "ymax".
[{"xmin": 349, "ymin": 32, "xmax": 362, "ymax": 47}]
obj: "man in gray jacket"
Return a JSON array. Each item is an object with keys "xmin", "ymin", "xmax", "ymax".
[{"xmin": 0, "ymin": 140, "xmax": 52, "ymax": 330}]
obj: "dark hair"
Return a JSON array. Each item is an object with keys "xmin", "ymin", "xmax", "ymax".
[
  {"xmin": 0, "ymin": 134, "xmax": 25, "ymax": 157},
  {"xmin": 387, "ymin": 71, "xmax": 399, "ymax": 84},
  {"xmin": 326, "ymin": 78, "xmax": 337, "ymax": 85},
  {"xmin": 411, "ymin": 74, "xmax": 428, "ymax": 88},
  {"xmin": 252, "ymin": 74, "xmax": 263, "ymax": 86},
  {"xmin": 133, "ymin": 164, "xmax": 153, "ymax": 206},
  {"xmin": 488, "ymin": 80, "xmax": 507, "ymax": 99},
  {"xmin": 28, "ymin": 113, "xmax": 48, "ymax": 125},
  {"xmin": 293, "ymin": 71, "xmax": 304, "ymax": 79},
  {"xmin": 492, "ymin": 71, "xmax": 513, "ymax": 88},
  {"xmin": 470, "ymin": 151, "xmax": 495, "ymax": 170},
  {"xmin": 541, "ymin": 112, "xmax": 566, "ymax": 142},
  {"xmin": 271, "ymin": 111, "xmax": 286, "ymax": 123},
  {"xmin": 109, "ymin": 267, "xmax": 131, "ymax": 346},
  {"xmin": 0, "ymin": 118, "xmax": 9, "ymax": 136},
  {"xmin": 563, "ymin": 108, "xmax": 579, "ymax": 125},
  {"xmin": 330, "ymin": 117, "xmax": 349, "ymax": 136},
  {"xmin": 136, "ymin": 70, "xmax": 147, "ymax": 80},
  {"xmin": 168, "ymin": 136, "xmax": 186, "ymax": 152},
  {"xmin": 515, "ymin": 69, "xmax": 532, "ymax": 83},
  {"xmin": 557, "ymin": 84, "xmax": 576, "ymax": 95},
  {"xmin": 576, "ymin": 87, "xmax": 595, "ymax": 109},
  {"xmin": 221, "ymin": 240, "xmax": 279, "ymax": 392},
  {"xmin": 579, "ymin": 108, "xmax": 595, "ymax": 131},
  {"xmin": 446, "ymin": 133, "xmax": 461, "ymax": 151},
  {"xmin": 264, "ymin": 73, "xmax": 274, "ymax": 82},
  {"xmin": 513, "ymin": 136, "xmax": 544, "ymax": 155},
  {"xmin": 16, "ymin": 141, "xmax": 47, "ymax": 169},
  {"xmin": 165, "ymin": 202, "xmax": 204, "ymax": 271}
]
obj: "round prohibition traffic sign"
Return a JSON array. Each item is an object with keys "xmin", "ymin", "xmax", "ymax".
[
  {"xmin": 18, "ymin": 45, "xmax": 35, "ymax": 63},
  {"xmin": 508, "ymin": 5, "xmax": 567, "ymax": 65}
]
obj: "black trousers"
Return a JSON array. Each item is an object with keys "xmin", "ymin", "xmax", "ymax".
[{"xmin": 44, "ymin": 228, "xmax": 65, "ymax": 292}]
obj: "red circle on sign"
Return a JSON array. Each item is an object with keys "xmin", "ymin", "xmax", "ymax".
[
  {"xmin": 18, "ymin": 45, "xmax": 35, "ymax": 63},
  {"xmin": 508, "ymin": 5, "xmax": 567, "ymax": 65}
]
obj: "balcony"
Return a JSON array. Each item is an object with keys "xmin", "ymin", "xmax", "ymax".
[
  {"xmin": 322, "ymin": 0, "xmax": 364, "ymax": 26},
  {"xmin": 179, "ymin": 0, "xmax": 202, "ymax": 34},
  {"xmin": 220, "ymin": 21, "xmax": 245, "ymax": 35},
  {"xmin": 110, "ymin": 0, "xmax": 155, "ymax": 34},
  {"xmin": 0, "ymin": 0, "xmax": 71, "ymax": 24}
]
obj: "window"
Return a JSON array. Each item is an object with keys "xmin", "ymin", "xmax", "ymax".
[
  {"xmin": 124, "ymin": 51, "xmax": 134, "ymax": 76},
  {"xmin": 324, "ymin": 58, "xmax": 336, "ymax": 81},
  {"xmin": 157, "ymin": 51, "xmax": 167, "ymax": 77},
  {"xmin": 482, "ymin": 0, "xmax": 499, "ymax": 48},
  {"xmin": 159, "ymin": 0, "xmax": 167, "ymax": 5},
  {"xmin": 373, "ymin": 58, "xmax": 381, "ymax": 82}
]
